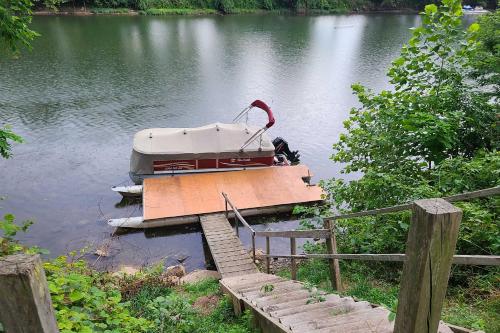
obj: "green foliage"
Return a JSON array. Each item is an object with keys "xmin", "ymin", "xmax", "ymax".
[
  {"xmin": 215, "ymin": 0, "xmax": 235, "ymax": 13},
  {"xmin": 42, "ymin": 0, "xmax": 69, "ymax": 10},
  {"xmin": 90, "ymin": 7, "xmax": 131, "ymax": 13},
  {"xmin": 261, "ymin": 283, "xmax": 275, "ymax": 293},
  {"xmin": 142, "ymin": 293, "xmax": 198, "ymax": 331},
  {"xmin": 472, "ymin": 9, "xmax": 499, "ymax": 98},
  {"xmin": 0, "ymin": 125, "xmax": 23, "ymax": 159},
  {"xmin": 92, "ymin": 0, "xmax": 427, "ymax": 13},
  {"xmin": 0, "ymin": 0, "xmax": 39, "ymax": 53},
  {"xmin": 142, "ymin": 7, "xmax": 217, "ymax": 14},
  {"xmin": 262, "ymin": 0, "xmax": 273, "ymax": 10},
  {"xmin": 128, "ymin": 278, "xmax": 257, "ymax": 333},
  {"xmin": 93, "ymin": 0, "xmax": 138, "ymax": 9},
  {"xmin": 319, "ymin": 0, "xmax": 499, "ymax": 258},
  {"xmin": 44, "ymin": 256, "xmax": 153, "ymax": 333},
  {"xmin": 0, "ymin": 213, "xmax": 47, "ymax": 256},
  {"xmin": 182, "ymin": 277, "xmax": 221, "ymax": 299}
]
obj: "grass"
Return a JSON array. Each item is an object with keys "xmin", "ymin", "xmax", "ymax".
[
  {"xmin": 277, "ymin": 259, "xmax": 500, "ymax": 332},
  {"xmin": 126, "ymin": 277, "xmax": 258, "ymax": 333},
  {"xmin": 141, "ymin": 8, "xmax": 218, "ymax": 16}
]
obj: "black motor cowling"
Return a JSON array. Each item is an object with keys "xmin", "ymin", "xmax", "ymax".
[{"xmin": 273, "ymin": 137, "xmax": 300, "ymax": 164}]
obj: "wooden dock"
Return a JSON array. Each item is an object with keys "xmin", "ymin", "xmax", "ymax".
[
  {"xmin": 143, "ymin": 165, "xmax": 323, "ymax": 222},
  {"xmin": 200, "ymin": 214, "xmax": 258, "ymax": 278}
]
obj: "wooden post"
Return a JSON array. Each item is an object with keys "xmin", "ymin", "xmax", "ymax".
[
  {"xmin": 290, "ymin": 237, "xmax": 297, "ymax": 280},
  {"xmin": 266, "ymin": 236, "xmax": 270, "ymax": 274},
  {"xmin": 225, "ymin": 199, "xmax": 228, "ymax": 219},
  {"xmin": 252, "ymin": 233, "xmax": 256, "ymax": 262},
  {"xmin": 0, "ymin": 254, "xmax": 59, "ymax": 333},
  {"xmin": 394, "ymin": 199, "xmax": 462, "ymax": 333},
  {"xmin": 235, "ymin": 215, "xmax": 239, "ymax": 238},
  {"xmin": 324, "ymin": 219, "xmax": 342, "ymax": 291}
]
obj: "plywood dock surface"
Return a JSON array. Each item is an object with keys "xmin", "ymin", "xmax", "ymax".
[
  {"xmin": 200, "ymin": 214, "xmax": 258, "ymax": 278},
  {"xmin": 143, "ymin": 165, "xmax": 323, "ymax": 221}
]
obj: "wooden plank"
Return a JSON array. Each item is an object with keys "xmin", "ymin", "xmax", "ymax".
[
  {"xmin": 143, "ymin": 165, "xmax": 323, "ymax": 220},
  {"xmin": 200, "ymin": 214, "xmax": 258, "ymax": 278},
  {"xmin": 280, "ymin": 300, "xmax": 371, "ymax": 327},
  {"xmin": 223, "ymin": 269, "xmax": 261, "ymax": 278},
  {"xmin": 394, "ymin": 199, "xmax": 462, "ymax": 333},
  {"xmin": 290, "ymin": 238, "xmax": 297, "ymax": 280},
  {"xmin": 263, "ymin": 295, "xmax": 332, "ymax": 313},
  {"xmin": 265, "ymin": 253, "xmax": 500, "ymax": 266},
  {"xmin": 325, "ymin": 186, "xmax": 499, "ymax": 221},
  {"xmin": 313, "ymin": 311, "xmax": 392, "ymax": 333},
  {"xmin": 238, "ymin": 280, "xmax": 292, "ymax": 294},
  {"xmin": 255, "ymin": 229, "xmax": 331, "ymax": 239},
  {"xmin": 324, "ymin": 219, "xmax": 342, "ymax": 292},
  {"xmin": 241, "ymin": 281, "xmax": 301, "ymax": 298},
  {"xmin": 290, "ymin": 307, "xmax": 380, "ymax": 331},
  {"xmin": 210, "ymin": 248, "xmax": 248, "ymax": 256},
  {"xmin": 255, "ymin": 290, "xmax": 314, "ymax": 309},
  {"xmin": 0, "ymin": 254, "xmax": 59, "ymax": 333},
  {"xmin": 445, "ymin": 186, "xmax": 500, "ymax": 203},
  {"xmin": 452, "ymin": 255, "xmax": 500, "ymax": 266},
  {"xmin": 221, "ymin": 272, "xmax": 270, "ymax": 285},
  {"xmin": 270, "ymin": 298, "xmax": 344, "ymax": 318},
  {"xmin": 217, "ymin": 259, "xmax": 255, "ymax": 268},
  {"xmin": 219, "ymin": 262, "xmax": 257, "ymax": 273},
  {"xmin": 228, "ymin": 276, "xmax": 283, "ymax": 291},
  {"xmin": 266, "ymin": 236, "xmax": 270, "ymax": 274}
]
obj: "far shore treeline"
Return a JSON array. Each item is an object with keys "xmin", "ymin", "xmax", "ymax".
[{"xmin": 33, "ymin": 0, "xmax": 498, "ymax": 15}]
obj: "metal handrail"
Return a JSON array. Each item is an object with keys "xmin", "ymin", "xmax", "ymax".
[
  {"xmin": 324, "ymin": 186, "xmax": 500, "ymax": 221},
  {"xmin": 221, "ymin": 192, "xmax": 257, "ymax": 261}
]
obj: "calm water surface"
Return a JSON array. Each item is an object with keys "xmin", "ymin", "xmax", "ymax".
[{"xmin": 0, "ymin": 14, "xmax": 419, "ymax": 270}]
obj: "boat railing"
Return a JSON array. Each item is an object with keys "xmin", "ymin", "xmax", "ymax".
[{"xmin": 232, "ymin": 100, "xmax": 275, "ymax": 152}]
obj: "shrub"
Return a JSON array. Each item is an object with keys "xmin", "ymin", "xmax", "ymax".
[
  {"xmin": 44, "ymin": 256, "xmax": 152, "ymax": 333},
  {"xmin": 215, "ymin": 0, "xmax": 235, "ymax": 13},
  {"xmin": 262, "ymin": 0, "xmax": 273, "ymax": 10}
]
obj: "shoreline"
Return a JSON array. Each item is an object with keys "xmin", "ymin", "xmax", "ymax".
[{"xmin": 33, "ymin": 7, "xmax": 420, "ymax": 17}]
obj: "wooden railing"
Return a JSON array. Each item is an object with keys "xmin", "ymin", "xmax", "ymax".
[
  {"xmin": 222, "ymin": 186, "xmax": 500, "ymax": 333},
  {"xmin": 222, "ymin": 192, "xmax": 257, "ymax": 261}
]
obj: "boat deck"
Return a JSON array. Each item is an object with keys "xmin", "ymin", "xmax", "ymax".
[{"xmin": 142, "ymin": 165, "xmax": 323, "ymax": 221}]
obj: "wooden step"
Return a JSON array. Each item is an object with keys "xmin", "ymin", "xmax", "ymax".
[
  {"xmin": 270, "ymin": 295, "xmax": 343, "ymax": 318},
  {"xmin": 255, "ymin": 289, "xmax": 321, "ymax": 309},
  {"xmin": 280, "ymin": 300, "xmax": 371, "ymax": 328}
]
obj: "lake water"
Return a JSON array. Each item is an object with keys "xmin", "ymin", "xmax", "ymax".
[{"xmin": 0, "ymin": 13, "xmax": 419, "ymax": 271}]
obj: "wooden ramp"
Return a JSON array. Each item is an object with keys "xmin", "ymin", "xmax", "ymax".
[
  {"xmin": 220, "ymin": 273, "xmax": 454, "ymax": 333},
  {"xmin": 143, "ymin": 165, "xmax": 323, "ymax": 221},
  {"xmin": 200, "ymin": 214, "xmax": 258, "ymax": 278}
]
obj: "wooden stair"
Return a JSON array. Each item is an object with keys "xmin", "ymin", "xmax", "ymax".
[
  {"xmin": 220, "ymin": 272, "xmax": 454, "ymax": 333},
  {"xmin": 200, "ymin": 213, "xmax": 455, "ymax": 333}
]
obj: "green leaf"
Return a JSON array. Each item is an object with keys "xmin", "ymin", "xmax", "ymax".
[
  {"xmin": 468, "ymin": 23, "xmax": 480, "ymax": 33},
  {"xmin": 69, "ymin": 290, "xmax": 84, "ymax": 302},
  {"xmin": 424, "ymin": 4, "xmax": 437, "ymax": 14}
]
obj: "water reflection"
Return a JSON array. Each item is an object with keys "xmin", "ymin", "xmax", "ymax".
[{"xmin": 0, "ymin": 14, "xmax": 417, "ymax": 270}]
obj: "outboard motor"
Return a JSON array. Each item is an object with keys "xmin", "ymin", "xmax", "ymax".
[{"xmin": 273, "ymin": 137, "xmax": 300, "ymax": 165}]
